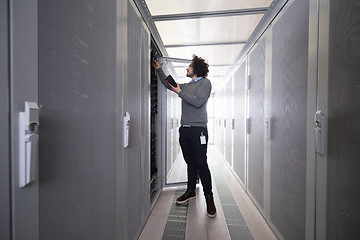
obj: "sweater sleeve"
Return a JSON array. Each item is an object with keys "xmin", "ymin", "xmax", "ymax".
[
  {"xmin": 155, "ymin": 68, "xmax": 172, "ymax": 90},
  {"xmin": 178, "ymin": 79, "xmax": 212, "ymax": 108}
]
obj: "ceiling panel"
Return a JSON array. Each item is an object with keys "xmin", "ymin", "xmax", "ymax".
[
  {"xmin": 147, "ymin": 0, "xmax": 273, "ymax": 15},
  {"xmin": 143, "ymin": 0, "xmax": 275, "ymax": 92},
  {"xmin": 208, "ymin": 66, "xmax": 232, "ymax": 76},
  {"xmin": 166, "ymin": 44, "xmax": 245, "ymax": 66},
  {"xmin": 155, "ymin": 14, "xmax": 264, "ymax": 45}
]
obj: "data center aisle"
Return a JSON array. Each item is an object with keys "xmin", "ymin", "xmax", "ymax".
[{"xmin": 139, "ymin": 146, "xmax": 277, "ymax": 240}]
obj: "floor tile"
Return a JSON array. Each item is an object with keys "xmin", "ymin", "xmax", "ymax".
[
  {"xmin": 140, "ymin": 146, "xmax": 277, "ymax": 240},
  {"xmin": 138, "ymin": 214, "xmax": 168, "ymax": 240}
]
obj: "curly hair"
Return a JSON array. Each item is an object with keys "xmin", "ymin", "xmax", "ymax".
[{"xmin": 191, "ymin": 55, "xmax": 209, "ymax": 78}]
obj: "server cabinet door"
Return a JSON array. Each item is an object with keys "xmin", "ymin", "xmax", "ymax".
[
  {"xmin": 10, "ymin": 0, "xmax": 39, "ymax": 239},
  {"xmin": 225, "ymin": 78, "xmax": 233, "ymax": 167},
  {"xmin": 220, "ymin": 88, "xmax": 226, "ymax": 156},
  {"xmin": 0, "ymin": 0, "xmax": 11, "ymax": 239},
  {"xmin": 248, "ymin": 38, "xmax": 266, "ymax": 211},
  {"xmin": 125, "ymin": 2, "xmax": 151, "ymax": 238},
  {"xmin": 317, "ymin": 0, "xmax": 360, "ymax": 239},
  {"xmin": 154, "ymin": 57, "xmax": 194, "ymax": 186},
  {"xmin": 270, "ymin": 0, "xmax": 309, "ymax": 239},
  {"xmin": 233, "ymin": 61, "xmax": 247, "ymax": 187}
]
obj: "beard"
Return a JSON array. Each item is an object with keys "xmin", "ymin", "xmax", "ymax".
[{"xmin": 186, "ymin": 72, "xmax": 194, "ymax": 78}]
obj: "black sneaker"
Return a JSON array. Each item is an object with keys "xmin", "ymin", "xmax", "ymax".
[
  {"xmin": 176, "ymin": 189, "xmax": 196, "ymax": 204},
  {"xmin": 205, "ymin": 195, "xmax": 217, "ymax": 217}
]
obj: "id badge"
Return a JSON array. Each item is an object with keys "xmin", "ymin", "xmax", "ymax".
[{"xmin": 200, "ymin": 132, "xmax": 206, "ymax": 145}]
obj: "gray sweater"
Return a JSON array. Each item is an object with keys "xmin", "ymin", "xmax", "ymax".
[{"xmin": 156, "ymin": 68, "xmax": 212, "ymax": 127}]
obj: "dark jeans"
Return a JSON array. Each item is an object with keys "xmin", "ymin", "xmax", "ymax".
[{"xmin": 179, "ymin": 126, "xmax": 213, "ymax": 196}]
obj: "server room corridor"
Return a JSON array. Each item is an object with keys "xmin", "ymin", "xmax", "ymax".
[
  {"xmin": 139, "ymin": 146, "xmax": 277, "ymax": 240},
  {"xmin": 2, "ymin": 0, "xmax": 360, "ymax": 240}
]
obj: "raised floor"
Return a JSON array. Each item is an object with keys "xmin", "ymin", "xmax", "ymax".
[{"xmin": 139, "ymin": 146, "xmax": 277, "ymax": 240}]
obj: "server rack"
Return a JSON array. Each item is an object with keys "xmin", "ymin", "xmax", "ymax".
[{"xmin": 150, "ymin": 42, "xmax": 160, "ymax": 200}]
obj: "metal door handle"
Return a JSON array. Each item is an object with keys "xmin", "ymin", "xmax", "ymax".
[
  {"xmin": 123, "ymin": 112, "xmax": 130, "ymax": 148},
  {"xmin": 19, "ymin": 102, "xmax": 39, "ymax": 188},
  {"xmin": 265, "ymin": 115, "xmax": 272, "ymax": 140},
  {"xmin": 246, "ymin": 117, "xmax": 250, "ymax": 134},
  {"xmin": 314, "ymin": 110, "xmax": 325, "ymax": 155},
  {"xmin": 25, "ymin": 134, "xmax": 38, "ymax": 184}
]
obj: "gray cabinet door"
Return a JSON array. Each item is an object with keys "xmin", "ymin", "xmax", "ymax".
[
  {"xmin": 270, "ymin": 0, "xmax": 309, "ymax": 239},
  {"xmin": 0, "ymin": 0, "xmax": 10, "ymax": 239},
  {"xmin": 225, "ymin": 79, "xmax": 233, "ymax": 166},
  {"xmin": 248, "ymin": 38, "xmax": 266, "ymax": 210},
  {"xmin": 10, "ymin": 0, "xmax": 39, "ymax": 239},
  {"xmin": 233, "ymin": 62, "xmax": 246, "ymax": 186},
  {"xmin": 317, "ymin": 0, "xmax": 360, "ymax": 239},
  {"xmin": 124, "ymin": 2, "xmax": 151, "ymax": 238}
]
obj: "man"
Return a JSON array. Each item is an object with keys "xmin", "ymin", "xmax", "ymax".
[{"xmin": 152, "ymin": 55, "xmax": 216, "ymax": 217}]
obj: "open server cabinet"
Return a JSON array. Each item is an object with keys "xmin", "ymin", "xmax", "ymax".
[{"xmin": 150, "ymin": 39, "xmax": 192, "ymax": 197}]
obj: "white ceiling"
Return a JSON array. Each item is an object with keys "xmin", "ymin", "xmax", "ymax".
[
  {"xmin": 146, "ymin": 0, "xmax": 272, "ymax": 15},
  {"xmin": 144, "ymin": 0, "xmax": 274, "ymax": 92}
]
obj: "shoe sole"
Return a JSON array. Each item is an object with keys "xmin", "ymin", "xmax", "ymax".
[
  {"xmin": 207, "ymin": 212, "xmax": 217, "ymax": 218},
  {"xmin": 176, "ymin": 195, "xmax": 196, "ymax": 204}
]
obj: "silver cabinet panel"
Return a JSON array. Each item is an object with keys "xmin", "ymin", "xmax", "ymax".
[
  {"xmin": 325, "ymin": 1, "xmax": 360, "ymax": 239},
  {"xmin": 270, "ymin": 0, "xmax": 309, "ymax": 239},
  {"xmin": 11, "ymin": 0, "xmax": 39, "ymax": 239},
  {"xmin": 125, "ymin": 2, "xmax": 150, "ymax": 239},
  {"xmin": 38, "ymin": 1, "xmax": 118, "ymax": 239},
  {"xmin": 233, "ymin": 62, "xmax": 246, "ymax": 184},
  {"xmin": 0, "ymin": 0, "xmax": 10, "ymax": 238},
  {"xmin": 248, "ymin": 38, "xmax": 266, "ymax": 209},
  {"xmin": 225, "ymin": 79, "xmax": 233, "ymax": 166},
  {"xmin": 216, "ymin": 88, "xmax": 226, "ymax": 156},
  {"xmin": 220, "ymin": 88, "xmax": 226, "ymax": 156}
]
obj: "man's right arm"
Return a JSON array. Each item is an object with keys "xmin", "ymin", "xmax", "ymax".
[
  {"xmin": 152, "ymin": 60, "xmax": 172, "ymax": 90},
  {"xmin": 156, "ymin": 68, "xmax": 173, "ymax": 90}
]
